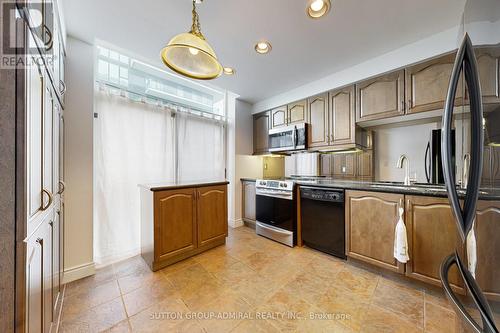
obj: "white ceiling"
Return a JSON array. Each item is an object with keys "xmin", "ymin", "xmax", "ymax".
[{"xmin": 62, "ymin": 0, "xmax": 465, "ymax": 104}]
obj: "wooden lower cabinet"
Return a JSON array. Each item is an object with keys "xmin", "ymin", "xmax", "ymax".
[
  {"xmin": 143, "ymin": 183, "xmax": 228, "ymax": 271},
  {"xmin": 197, "ymin": 185, "xmax": 228, "ymax": 247},
  {"xmin": 155, "ymin": 188, "xmax": 198, "ymax": 262},
  {"xmin": 345, "ymin": 190, "xmax": 405, "ymax": 273},
  {"xmin": 474, "ymin": 200, "xmax": 500, "ymax": 301},
  {"xmin": 405, "ymin": 195, "xmax": 464, "ymax": 293}
]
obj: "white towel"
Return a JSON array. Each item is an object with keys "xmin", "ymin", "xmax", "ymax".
[
  {"xmin": 394, "ymin": 207, "xmax": 410, "ymax": 263},
  {"xmin": 466, "ymin": 220, "xmax": 477, "ymax": 278}
]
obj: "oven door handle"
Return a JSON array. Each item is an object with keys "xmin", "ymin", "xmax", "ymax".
[
  {"xmin": 256, "ymin": 190, "xmax": 293, "ymax": 199},
  {"xmin": 256, "ymin": 222, "xmax": 293, "ymax": 236}
]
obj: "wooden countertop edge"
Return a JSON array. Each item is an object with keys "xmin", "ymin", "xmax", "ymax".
[{"xmin": 141, "ymin": 181, "xmax": 230, "ymax": 192}]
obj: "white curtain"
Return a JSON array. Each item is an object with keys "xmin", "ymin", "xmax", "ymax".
[
  {"xmin": 177, "ymin": 112, "xmax": 225, "ymax": 182},
  {"xmin": 94, "ymin": 91, "xmax": 175, "ymax": 266}
]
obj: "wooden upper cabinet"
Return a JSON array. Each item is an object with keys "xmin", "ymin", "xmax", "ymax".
[
  {"xmin": 271, "ymin": 106, "xmax": 287, "ymax": 128},
  {"xmin": 473, "ymin": 200, "xmax": 500, "ymax": 301},
  {"xmin": 356, "ymin": 70, "xmax": 405, "ymax": 122},
  {"xmin": 345, "ymin": 190, "xmax": 405, "ymax": 273},
  {"xmin": 475, "ymin": 46, "xmax": 500, "ymax": 104},
  {"xmin": 253, "ymin": 111, "xmax": 270, "ymax": 154},
  {"xmin": 405, "ymin": 195, "xmax": 464, "ymax": 293},
  {"xmin": 406, "ymin": 53, "xmax": 463, "ymax": 114},
  {"xmin": 287, "ymin": 100, "xmax": 307, "ymax": 125},
  {"xmin": 307, "ymin": 93, "xmax": 329, "ymax": 148},
  {"xmin": 154, "ymin": 189, "xmax": 197, "ymax": 261},
  {"xmin": 330, "ymin": 85, "xmax": 356, "ymax": 145},
  {"xmin": 197, "ymin": 185, "xmax": 228, "ymax": 248}
]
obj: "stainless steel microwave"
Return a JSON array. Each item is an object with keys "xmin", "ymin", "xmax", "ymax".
[{"xmin": 268, "ymin": 123, "xmax": 307, "ymax": 153}]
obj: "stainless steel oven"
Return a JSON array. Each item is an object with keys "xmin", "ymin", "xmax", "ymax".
[
  {"xmin": 268, "ymin": 123, "xmax": 307, "ymax": 153},
  {"xmin": 255, "ymin": 180, "xmax": 296, "ymax": 247}
]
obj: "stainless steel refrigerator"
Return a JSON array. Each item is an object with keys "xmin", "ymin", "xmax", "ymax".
[{"xmin": 440, "ymin": 0, "xmax": 500, "ymax": 332}]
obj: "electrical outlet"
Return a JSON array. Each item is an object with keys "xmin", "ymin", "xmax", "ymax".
[{"xmin": 342, "ymin": 166, "xmax": 346, "ymax": 173}]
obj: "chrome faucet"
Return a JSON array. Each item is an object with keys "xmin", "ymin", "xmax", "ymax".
[
  {"xmin": 462, "ymin": 153, "xmax": 471, "ymax": 189},
  {"xmin": 396, "ymin": 154, "xmax": 411, "ymax": 186}
]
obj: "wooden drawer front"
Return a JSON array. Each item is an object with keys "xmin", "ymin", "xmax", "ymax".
[
  {"xmin": 356, "ymin": 70, "xmax": 405, "ymax": 122},
  {"xmin": 405, "ymin": 196, "xmax": 464, "ymax": 293},
  {"xmin": 474, "ymin": 201, "xmax": 500, "ymax": 301},
  {"xmin": 197, "ymin": 185, "xmax": 228, "ymax": 247},
  {"xmin": 307, "ymin": 93, "xmax": 329, "ymax": 148},
  {"xmin": 346, "ymin": 191, "xmax": 404, "ymax": 273},
  {"xmin": 406, "ymin": 54, "xmax": 463, "ymax": 114},
  {"xmin": 155, "ymin": 189, "xmax": 197, "ymax": 261}
]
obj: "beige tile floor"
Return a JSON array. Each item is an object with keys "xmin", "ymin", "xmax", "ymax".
[{"xmin": 60, "ymin": 226, "xmax": 460, "ymax": 333}]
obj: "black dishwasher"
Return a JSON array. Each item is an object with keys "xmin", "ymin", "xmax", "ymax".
[{"xmin": 300, "ymin": 187, "xmax": 346, "ymax": 259}]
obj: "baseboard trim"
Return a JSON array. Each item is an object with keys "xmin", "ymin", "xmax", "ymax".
[
  {"xmin": 229, "ymin": 218, "xmax": 244, "ymax": 228},
  {"xmin": 63, "ymin": 262, "xmax": 95, "ymax": 284}
]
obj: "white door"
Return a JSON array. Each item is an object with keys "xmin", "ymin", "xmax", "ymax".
[{"xmin": 27, "ymin": 56, "xmax": 44, "ymax": 219}]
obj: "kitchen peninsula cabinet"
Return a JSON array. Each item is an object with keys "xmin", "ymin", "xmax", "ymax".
[
  {"xmin": 356, "ymin": 70, "xmax": 405, "ymax": 122},
  {"xmin": 140, "ymin": 181, "xmax": 229, "ymax": 271},
  {"xmin": 253, "ymin": 111, "xmax": 270, "ymax": 154},
  {"xmin": 405, "ymin": 53, "xmax": 464, "ymax": 114},
  {"xmin": 345, "ymin": 190, "xmax": 405, "ymax": 273},
  {"xmin": 405, "ymin": 195, "xmax": 464, "ymax": 293}
]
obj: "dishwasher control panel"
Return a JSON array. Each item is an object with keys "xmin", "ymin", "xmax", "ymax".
[{"xmin": 300, "ymin": 188, "xmax": 344, "ymax": 203}]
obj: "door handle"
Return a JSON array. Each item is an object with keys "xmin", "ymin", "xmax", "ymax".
[
  {"xmin": 441, "ymin": 33, "xmax": 483, "ymax": 241},
  {"xmin": 58, "ymin": 181, "xmax": 66, "ymax": 194},
  {"xmin": 41, "ymin": 189, "xmax": 53, "ymax": 211}
]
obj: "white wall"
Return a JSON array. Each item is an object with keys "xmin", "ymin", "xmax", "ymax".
[
  {"xmin": 373, "ymin": 123, "xmax": 439, "ymax": 182},
  {"xmin": 63, "ymin": 37, "xmax": 95, "ymax": 283},
  {"xmin": 252, "ymin": 26, "xmax": 460, "ymax": 113}
]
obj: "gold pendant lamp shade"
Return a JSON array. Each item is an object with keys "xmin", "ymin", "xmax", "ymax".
[{"xmin": 160, "ymin": 0, "xmax": 223, "ymax": 80}]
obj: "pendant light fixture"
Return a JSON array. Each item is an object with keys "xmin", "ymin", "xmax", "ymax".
[{"xmin": 160, "ymin": 0, "xmax": 223, "ymax": 80}]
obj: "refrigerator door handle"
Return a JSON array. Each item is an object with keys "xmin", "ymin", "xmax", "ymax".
[
  {"xmin": 425, "ymin": 142, "xmax": 431, "ymax": 183},
  {"xmin": 441, "ymin": 253, "xmax": 499, "ymax": 333},
  {"xmin": 441, "ymin": 33, "xmax": 484, "ymax": 241}
]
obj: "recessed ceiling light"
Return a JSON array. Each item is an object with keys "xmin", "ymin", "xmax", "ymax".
[
  {"xmin": 255, "ymin": 41, "xmax": 272, "ymax": 54},
  {"xmin": 223, "ymin": 67, "xmax": 235, "ymax": 75},
  {"xmin": 307, "ymin": 0, "xmax": 331, "ymax": 19}
]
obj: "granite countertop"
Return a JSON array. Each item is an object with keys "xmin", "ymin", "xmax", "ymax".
[
  {"xmin": 241, "ymin": 177, "xmax": 500, "ymax": 200},
  {"xmin": 140, "ymin": 180, "xmax": 229, "ymax": 191}
]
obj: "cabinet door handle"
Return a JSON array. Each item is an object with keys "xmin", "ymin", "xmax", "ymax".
[
  {"xmin": 401, "ymin": 100, "xmax": 406, "ymax": 111},
  {"xmin": 49, "ymin": 221, "xmax": 53, "ymax": 227},
  {"xmin": 36, "ymin": 238, "xmax": 43, "ymax": 245},
  {"xmin": 43, "ymin": 24, "xmax": 53, "ymax": 51},
  {"xmin": 58, "ymin": 181, "xmax": 66, "ymax": 194},
  {"xmin": 59, "ymin": 80, "xmax": 66, "ymax": 95},
  {"xmin": 41, "ymin": 189, "xmax": 53, "ymax": 211}
]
